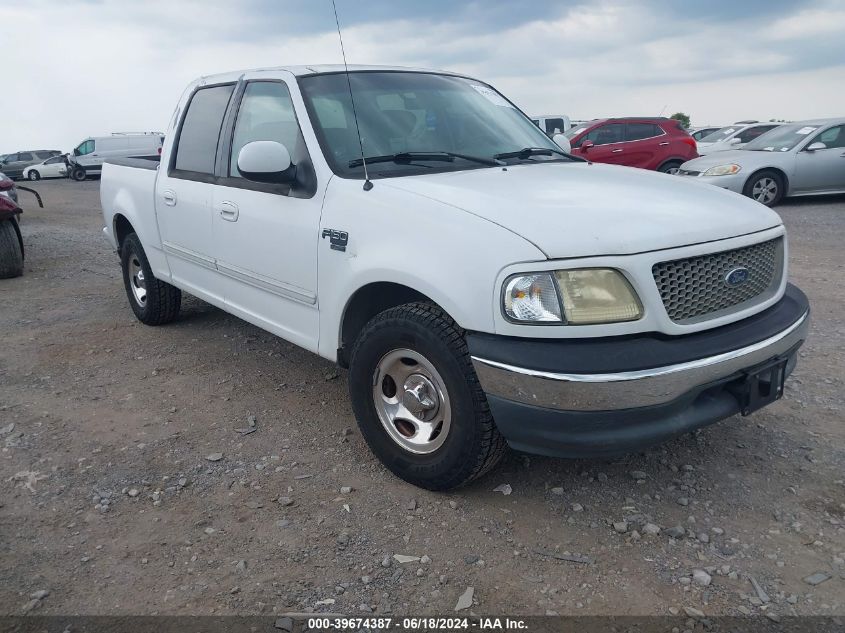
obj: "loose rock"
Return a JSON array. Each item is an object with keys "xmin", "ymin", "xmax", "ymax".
[{"xmin": 454, "ymin": 586, "xmax": 474, "ymax": 611}]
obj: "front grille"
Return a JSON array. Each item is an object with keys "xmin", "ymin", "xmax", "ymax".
[
  {"xmin": 678, "ymin": 169, "xmax": 701, "ymax": 176},
  {"xmin": 653, "ymin": 238, "xmax": 783, "ymax": 323}
]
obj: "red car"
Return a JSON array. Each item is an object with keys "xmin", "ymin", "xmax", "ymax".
[{"xmin": 563, "ymin": 117, "xmax": 698, "ymax": 173}]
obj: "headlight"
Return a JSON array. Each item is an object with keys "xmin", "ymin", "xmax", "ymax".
[
  {"xmin": 502, "ymin": 269, "xmax": 642, "ymax": 325},
  {"xmin": 555, "ymin": 269, "xmax": 643, "ymax": 324},
  {"xmin": 703, "ymin": 164, "xmax": 741, "ymax": 176},
  {"xmin": 503, "ymin": 273, "xmax": 562, "ymax": 323}
]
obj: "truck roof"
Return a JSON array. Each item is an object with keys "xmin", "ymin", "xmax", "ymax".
[{"xmin": 193, "ymin": 64, "xmax": 470, "ymax": 85}]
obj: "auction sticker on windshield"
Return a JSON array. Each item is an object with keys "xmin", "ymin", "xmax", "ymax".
[
  {"xmin": 796, "ymin": 126, "xmax": 818, "ymax": 135},
  {"xmin": 470, "ymin": 84, "xmax": 513, "ymax": 108}
]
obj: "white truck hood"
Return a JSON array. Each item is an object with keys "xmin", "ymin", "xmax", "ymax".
[{"xmin": 382, "ymin": 162, "xmax": 781, "ymax": 259}]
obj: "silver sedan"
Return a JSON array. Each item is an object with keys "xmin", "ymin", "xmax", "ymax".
[{"xmin": 677, "ymin": 118, "xmax": 845, "ymax": 206}]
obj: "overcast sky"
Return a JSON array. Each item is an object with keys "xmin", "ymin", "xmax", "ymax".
[{"xmin": 6, "ymin": 0, "xmax": 845, "ymax": 152}]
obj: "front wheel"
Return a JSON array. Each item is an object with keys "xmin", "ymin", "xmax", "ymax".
[
  {"xmin": 657, "ymin": 160, "xmax": 682, "ymax": 174},
  {"xmin": 120, "ymin": 233, "xmax": 181, "ymax": 325},
  {"xmin": 348, "ymin": 303, "xmax": 506, "ymax": 490},
  {"xmin": 743, "ymin": 170, "xmax": 784, "ymax": 207},
  {"xmin": 28, "ymin": 170, "xmax": 40, "ymax": 181},
  {"xmin": 70, "ymin": 167, "xmax": 86, "ymax": 181}
]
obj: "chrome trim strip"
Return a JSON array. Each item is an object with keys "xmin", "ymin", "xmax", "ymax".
[
  {"xmin": 471, "ymin": 311, "xmax": 809, "ymax": 411},
  {"xmin": 216, "ymin": 260, "xmax": 317, "ymax": 305},
  {"xmin": 163, "ymin": 241, "xmax": 216, "ymax": 270}
]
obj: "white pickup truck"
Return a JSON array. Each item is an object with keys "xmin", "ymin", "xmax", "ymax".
[{"xmin": 101, "ymin": 65, "xmax": 809, "ymax": 490}]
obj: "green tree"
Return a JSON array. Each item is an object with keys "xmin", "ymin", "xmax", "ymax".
[{"xmin": 670, "ymin": 112, "xmax": 691, "ymax": 128}]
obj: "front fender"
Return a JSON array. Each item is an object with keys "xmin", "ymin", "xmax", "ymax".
[{"xmin": 316, "ymin": 177, "xmax": 545, "ymax": 360}]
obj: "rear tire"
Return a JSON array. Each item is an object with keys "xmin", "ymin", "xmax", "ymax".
[
  {"xmin": 28, "ymin": 170, "xmax": 40, "ymax": 181},
  {"xmin": 0, "ymin": 219, "xmax": 24, "ymax": 279},
  {"xmin": 70, "ymin": 167, "xmax": 86, "ymax": 181},
  {"xmin": 120, "ymin": 232, "xmax": 181, "ymax": 325},
  {"xmin": 348, "ymin": 302, "xmax": 506, "ymax": 490},
  {"xmin": 743, "ymin": 170, "xmax": 784, "ymax": 207},
  {"xmin": 658, "ymin": 160, "xmax": 682, "ymax": 174}
]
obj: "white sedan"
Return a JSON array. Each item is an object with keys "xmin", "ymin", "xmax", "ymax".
[{"xmin": 23, "ymin": 155, "xmax": 68, "ymax": 180}]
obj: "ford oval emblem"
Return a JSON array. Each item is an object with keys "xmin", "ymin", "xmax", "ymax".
[{"xmin": 725, "ymin": 267, "xmax": 750, "ymax": 287}]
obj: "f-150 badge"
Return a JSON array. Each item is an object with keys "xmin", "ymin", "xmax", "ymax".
[{"xmin": 322, "ymin": 228, "xmax": 349, "ymax": 252}]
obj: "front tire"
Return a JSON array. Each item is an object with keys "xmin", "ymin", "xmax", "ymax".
[
  {"xmin": 348, "ymin": 302, "xmax": 506, "ymax": 490},
  {"xmin": 743, "ymin": 170, "xmax": 784, "ymax": 207},
  {"xmin": 0, "ymin": 219, "xmax": 24, "ymax": 279},
  {"xmin": 28, "ymin": 170, "xmax": 40, "ymax": 181},
  {"xmin": 120, "ymin": 233, "xmax": 181, "ymax": 325},
  {"xmin": 70, "ymin": 167, "xmax": 86, "ymax": 181},
  {"xmin": 657, "ymin": 160, "xmax": 682, "ymax": 174}
]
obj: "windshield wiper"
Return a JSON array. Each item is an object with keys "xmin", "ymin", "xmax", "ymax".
[
  {"xmin": 348, "ymin": 151, "xmax": 503, "ymax": 168},
  {"xmin": 494, "ymin": 146, "xmax": 585, "ymax": 162}
]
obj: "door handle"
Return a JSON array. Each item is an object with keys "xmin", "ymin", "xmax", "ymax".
[
  {"xmin": 611, "ymin": 149, "xmax": 623, "ymax": 153},
  {"xmin": 220, "ymin": 201, "xmax": 239, "ymax": 222},
  {"xmin": 659, "ymin": 142, "xmax": 670, "ymax": 146},
  {"xmin": 161, "ymin": 190, "xmax": 177, "ymax": 206}
]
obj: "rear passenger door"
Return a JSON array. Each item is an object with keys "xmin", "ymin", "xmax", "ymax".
[
  {"xmin": 623, "ymin": 122, "xmax": 665, "ymax": 169},
  {"xmin": 156, "ymin": 82, "xmax": 236, "ymax": 299},
  {"xmin": 211, "ymin": 76, "xmax": 323, "ymax": 352}
]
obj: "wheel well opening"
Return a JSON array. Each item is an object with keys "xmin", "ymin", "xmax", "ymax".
[
  {"xmin": 113, "ymin": 215, "xmax": 134, "ymax": 249},
  {"xmin": 338, "ymin": 282, "xmax": 431, "ymax": 368}
]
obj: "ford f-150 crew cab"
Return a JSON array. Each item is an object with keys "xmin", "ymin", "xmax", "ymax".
[{"xmin": 101, "ymin": 65, "xmax": 810, "ymax": 490}]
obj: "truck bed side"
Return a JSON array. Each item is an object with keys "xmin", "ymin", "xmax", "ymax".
[{"xmin": 100, "ymin": 160, "xmax": 171, "ymax": 281}]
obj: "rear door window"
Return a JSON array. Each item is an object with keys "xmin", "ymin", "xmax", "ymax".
[
  {"xmin": 174, "ymin": 84, "xmax": 236, "ymax": 175},
  {"xmin": 625, "ymin": 123, "xmax": 662, "ymax": 141},
  {"xmin": 18, "ymin": 152, "xmax": 33, "ymax": 161}
]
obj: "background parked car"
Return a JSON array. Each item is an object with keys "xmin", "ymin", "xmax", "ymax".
[
  {"xmin": 563, "ymin": 117, "xmax": 697, "ymax": 173},
  {"xmin": 23, "ymin": 155, "xmax": 68, "ymax": 180},
  {"xmin": 696, "ymin": 122, "xmax": 781, "ymax": 155},
  {"xmin": 68, "ymin": 133, "xmax": 164, "ymax": 181},
  {"xmin": 0, "ymin": 150, "xmax": 62, "ymax": 179},
  {"xmin": 678, "ymin": 118, "xmax": 845, "ymax": 206},
  {"xmin": 531, "ymin": 114, "xmax": 572, "ymax": 135},
  {"xmin": 689, "ymin": 126, "xmax": 722, "ymax": 141}
]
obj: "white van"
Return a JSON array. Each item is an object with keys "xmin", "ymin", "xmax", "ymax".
[
  {"xmin": 69, "ymin": 133, "xmax": 164, "ymax": 180},
  {"xmin": 531, "ymin": 115, "xmax": 572, "ymax": 135}
]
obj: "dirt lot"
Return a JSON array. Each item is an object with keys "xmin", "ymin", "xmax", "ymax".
[{"xmin": 1, "ymin": 179, "xmax": 843, "ymax": 618}]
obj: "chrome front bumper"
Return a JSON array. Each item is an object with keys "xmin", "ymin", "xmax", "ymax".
[{"xmin": 472, "ymin": 310, "xmax": 809, "ymax": 412}]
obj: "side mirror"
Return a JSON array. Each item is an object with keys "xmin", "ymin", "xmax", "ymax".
[
  {"xmin": 805, "ymin": 142, "xmax": 826, "ymax": 152},
  {"xmin": 237, "ymin": 141, "xmax": 294, "ymax": 184},
  {"xmin": 580, "ymin": 140, "xmax": 595, "ymax": 151},
  {"xmin": 552, "ymin": 133, "xmax": 571, "ymax": 153}
]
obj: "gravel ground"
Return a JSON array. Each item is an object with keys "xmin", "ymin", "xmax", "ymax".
[{"xmin": 1, "ymin": 179, "xmax": 843, "ymax": 618}]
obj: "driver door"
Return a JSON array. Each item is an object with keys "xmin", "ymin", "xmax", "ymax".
[
  {"xmin": 793, "ymin": 125, "xmax": 845, "ymax": 193},
  {"xmin": 211, "ymin": 76, "xmax": 323, "ymax": 352}
]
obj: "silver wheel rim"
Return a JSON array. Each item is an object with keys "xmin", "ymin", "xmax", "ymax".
[
  {"xmin": 29, "ymin": 171, "xmax": 38, "ymax": 180},
  {"xmin": 372, "ymin": 348, "xmax": 452, "ymax": 454},
  {"xmin": 752, "ymin": 177, "xmax": 777, "ymax": 204},
  {"xmin": 128, "ymin": 255, "xmax": 147, "ymax": 306},
  {"xmin": 665, "ymin": 166, "xmax": 680, "ymax": 175}
]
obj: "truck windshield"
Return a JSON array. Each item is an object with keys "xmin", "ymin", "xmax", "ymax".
[{"xmin": 298, "ymin": 71, "xmax": 562, "ymax": 178}]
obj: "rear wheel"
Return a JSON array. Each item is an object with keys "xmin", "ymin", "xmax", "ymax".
[
  {"xmin": 28, "ymin": 170, "xmax": 40, "ymax": 181},
  {"xmin": 658, "ymin": 160, "xmax": 682, "ymax": 174},
  {"xmin": 70, "ymin": 167, "xmax": 86, "ymax": 181},
  {"xmin": 348, "ymin": 302, "xmax": 506, "ymax": 490},
  {"xmin": 743, "ymin": 170, "xmax": 784, "ymax": 207},
  {"xmin": 0, "ymin": 219, "xmax": 24, "ymax": 279},
  {"xmin": 120, "ymin": 232, "xmax": 181, "ymax": 325}
]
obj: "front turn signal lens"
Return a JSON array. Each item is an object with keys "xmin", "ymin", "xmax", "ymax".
[{"xmin": 503, "ymin": 273, "xmax": 563, "ymax": 323}]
